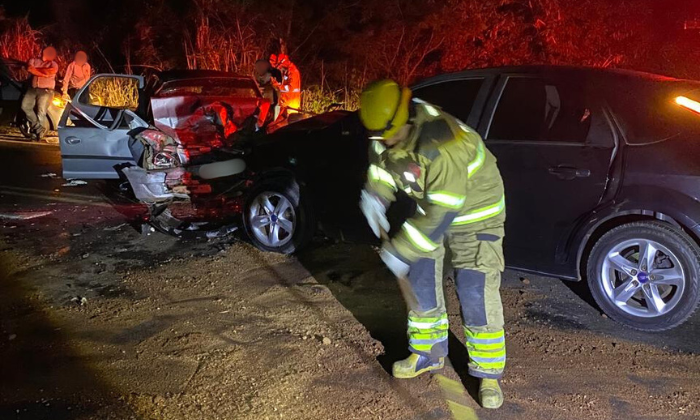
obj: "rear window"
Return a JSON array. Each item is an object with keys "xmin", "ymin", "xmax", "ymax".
[
  {"xmin": 608, "ymin": 78, "xmax": 700, "ymax": 144},
  {"xmin": 158, "ymin": 78, "xmax": 259, "ymax": 99},
  {"xmin": 413, "ymin": 79, "xmax": 483, "ymax": 123}
]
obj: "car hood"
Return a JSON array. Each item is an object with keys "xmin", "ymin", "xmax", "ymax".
[
  {"xmin": 277, "ymin": 111, "xmax": 352, "ymax": 133},
  {"xmin": 255, "ymin": 111, "xmax": 353, "ymax": 146}
]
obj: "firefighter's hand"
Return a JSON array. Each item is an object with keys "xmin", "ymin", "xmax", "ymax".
[
  {"xmin": 360, "ymin": 190, "xmax": 389, "ymax": 238},
  {"xmin": 380, "ymin": 245, "xmax": 410, "ymax": 278}
]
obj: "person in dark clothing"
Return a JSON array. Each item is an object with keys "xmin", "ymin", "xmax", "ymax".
[{"xmin": 22, "ymin": 46, "xmax": 58, "ymax": 140}]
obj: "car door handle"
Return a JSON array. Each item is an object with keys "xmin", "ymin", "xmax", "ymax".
[
  {"xmin": 548, "ymin": 166, "xmax": 591, "ymax": 180},
  {"xmin": 65, "ymin": 136, "xmax": 81, "ymax": 145}
]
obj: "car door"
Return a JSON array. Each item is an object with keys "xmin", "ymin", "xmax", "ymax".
[
  {"xmin": 58, "ymin": 74, "xmax": 145, "ymax": 179},
  {"xmin": 478, "ymin": 75, "xmax": 616, "ymax": 277}
]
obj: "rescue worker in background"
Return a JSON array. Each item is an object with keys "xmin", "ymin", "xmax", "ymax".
[
  {"xmin": 62, "ymin": 50, "xmax": 91, "ymax": 98},
  {"xmin": 359, "ymin": 80, "xmax": 507, "ymax": 409},
  {"xmin": 253, "ymin": 59, "xmax": 279, "ymax": 107},
  {"xmin": 22, "ymin": 46, "xmax": 58, "ymax": 141},
  {"xmin": 269, "ymin": 53, "xmax": 301, "ymax": 112}
]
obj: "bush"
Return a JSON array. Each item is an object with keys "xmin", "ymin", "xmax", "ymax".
[
  {"xmin": 84, "ymin": 77, "xmax": 139, "ymax": 110},
  {"xmin": 302, "ymin": 85, "xmax": 359, "ymax": 115}
]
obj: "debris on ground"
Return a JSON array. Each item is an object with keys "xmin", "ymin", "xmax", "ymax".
[
  {"xmin": 62, "ymin": 179, "xmax": 88, "ymax": 187},
  {"xmin": 103, "ymin": 223, "xmax": 127, "ymax": 231},
  {"xmin": 521, "ymin": 277, "xmax": 531, "ymax": 285},
  {"xmin": 40, "ymin": 172, "xmax": 58, "ymax": 178},
  {"xmin": 70, "ymin": 296, "xmax": 88, "ymax": 306},
  {"xmin": 0, "ymin": 211, "xmax": 53, "ymax": 220}
]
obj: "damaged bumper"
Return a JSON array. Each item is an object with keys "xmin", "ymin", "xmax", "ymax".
[{"xmin": 122, "ymin": 167, "xmax": 188, "ymax": 204}]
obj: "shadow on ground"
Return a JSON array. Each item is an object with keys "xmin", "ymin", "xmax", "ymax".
[
  {"xmin": 295, "ymin": 240, "xmax": 481, "ymax": 402},
  {"xmin": 0, "ymin": 252, "xmax": 141, "ymax": 420}
]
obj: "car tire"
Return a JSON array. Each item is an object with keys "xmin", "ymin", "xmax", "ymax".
[
  {"xmin": 243, "ymin": 178, "xmax": 314, "ymax": 254},
  {"xmin": 587, "ymin": 221, "xmax": 700, "ymax": 331}
]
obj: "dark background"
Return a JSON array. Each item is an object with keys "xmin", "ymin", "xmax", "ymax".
[{"xmin": 1, "ymin": 0, "xmax": 700, "ymax": 96}]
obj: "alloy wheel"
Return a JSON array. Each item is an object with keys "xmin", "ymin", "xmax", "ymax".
[
  {"xmin": 248, "ymin": 191, "xmax": 296, "ymax": 248},
  {"xmin": 601, "ymin": 238, "xmax": 685, "ymax": 318}
]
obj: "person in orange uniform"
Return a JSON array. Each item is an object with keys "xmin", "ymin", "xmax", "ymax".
[{"xmin": 270, "ymin": 53, "xmax": 301, "ymax": 112}]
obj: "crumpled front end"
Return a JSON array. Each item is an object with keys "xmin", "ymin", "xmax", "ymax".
[
  {"xmin": 122, "ymin": 167, "xmax": 189, "ymax": 204},
  {"xmin": 124, "ymin": 128, "xmax": 247, "ymax": 206}
]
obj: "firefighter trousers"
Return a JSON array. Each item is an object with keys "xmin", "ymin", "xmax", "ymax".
[{"xmin": 403, "ymin": 226, "xmax": 506, "ymax": 379}]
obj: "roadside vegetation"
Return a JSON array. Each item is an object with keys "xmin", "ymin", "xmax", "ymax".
[{"xmin": 1, "ymin": 0, "xmax": 697, "ymax": 113}]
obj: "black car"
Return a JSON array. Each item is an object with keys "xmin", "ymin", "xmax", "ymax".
[{"xmin": 243, "ymin": 66, "xmax": 700, "ymax": 332}]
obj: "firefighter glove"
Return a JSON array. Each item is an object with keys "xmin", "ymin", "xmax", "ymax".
[{"xmin": 360, "ymin": 189, "xmax": 390, "ymax": 238}]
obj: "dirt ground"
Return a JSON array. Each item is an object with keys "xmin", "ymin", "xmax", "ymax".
[
  {"xmin": 1, "ymin": 208, "xmax": 699, "ymax": 420},
  {"xmin": 0, "ymin": 137, "xmax": 699, "ymax": 420}
]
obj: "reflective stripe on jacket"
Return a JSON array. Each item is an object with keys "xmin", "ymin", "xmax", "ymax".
[{"xmin": 364, "ymin": 98, "xmax": 506, "ymax": 261}]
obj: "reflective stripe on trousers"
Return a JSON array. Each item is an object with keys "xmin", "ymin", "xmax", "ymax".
[
  {"xmin": 407, "ymin": 313, "xmax": 449, "ymax": 355},
  {"xmin": 465, "ymin": 328, "xmax": 506, "ymax": 378}
]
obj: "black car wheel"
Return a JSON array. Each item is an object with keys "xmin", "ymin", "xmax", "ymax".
[
  {"xmin": 243, "ymin": 178, "xmax": 313, "ymax": 254},
  {"xmin": 587, "ymin": 221, "xmax": 700, "ymax": 331}
]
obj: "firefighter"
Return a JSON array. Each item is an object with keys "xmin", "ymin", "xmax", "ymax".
[
  {"xmin": 270, "ymin": 53, "xmax": 301, "ymax": 112},
  {"xmin": 359, "ymin": 80, "xmax": 507, "ymax": 409}
]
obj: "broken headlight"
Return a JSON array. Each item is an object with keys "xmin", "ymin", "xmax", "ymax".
[{"xmin": 153, "ymin": 151, "xmax": 177, "ymax": 168}]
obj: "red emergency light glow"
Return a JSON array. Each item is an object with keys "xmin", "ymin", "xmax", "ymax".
[{"xmin": 676, "ymin": 96, "xmax": 700, "ymax": 114}]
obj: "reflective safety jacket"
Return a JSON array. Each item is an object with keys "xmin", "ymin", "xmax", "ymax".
[
  {"xmin": 278, "ymin": 63, "xmax": 301, "ymax": 110},
  {"xmin": 365, "ymin": 98, "xmax": 506, "ymax": 262}
]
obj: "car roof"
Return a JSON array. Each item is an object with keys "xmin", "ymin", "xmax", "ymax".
[
  {"xmin": 0, "ymin": 57, "xmax": 26, "ymax": 67},
  {"xmin": 158, "ymin": 69, "xmax": 252, "ymax": 82},
  {"xmin": 415, "ymin": 65, "xmax": 697, "ymax": 87}
]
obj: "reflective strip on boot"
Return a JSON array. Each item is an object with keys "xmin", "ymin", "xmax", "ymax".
[{"xmin": 452, "ymin": 195, "xmax": 505, "ymax": 226}]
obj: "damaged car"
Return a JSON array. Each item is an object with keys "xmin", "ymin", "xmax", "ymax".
[
  {"xmin": 59, "ymin": 70, "xmax": 272, "ymax": 179},
  {"xmin": 59, "ymin": 70, "xmax": 298, "ymax": 241}
]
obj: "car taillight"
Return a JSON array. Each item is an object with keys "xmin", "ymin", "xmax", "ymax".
[{"xmin": 676, "ymin": 96, "xmax": 700, "ymax": 115}]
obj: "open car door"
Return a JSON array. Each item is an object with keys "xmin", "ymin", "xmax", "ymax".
[{"xmin": 58, "ymin": 74, "xmax": 146, "ymax": 179}]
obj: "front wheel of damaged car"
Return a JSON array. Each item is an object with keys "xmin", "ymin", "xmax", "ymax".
[
  {"xmin": 587, "ymin": 221, "xmax": 700, "ymax": 331},
  {"xmin": 244, "ymin": 179, "xmax": 314, "ymax": 254}
]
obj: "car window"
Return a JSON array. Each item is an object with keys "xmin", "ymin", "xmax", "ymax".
[
  {"xmin": 413, "ymin": 79, "xmax": 483, "ymax": 123},
  {"xmin": 608, "ymin": 79, "xmax": 700, "ymax": 145},
  {"xmin": 79, "ymin": 76, "xmax": 140, "ymax": 111},
  {"xmin": 487, "ymin": 77, "xmax": 592, "ymax": 143},
  {"xmin": 158, "ymin": 78, "xmax": 259, "ymax": 99}
]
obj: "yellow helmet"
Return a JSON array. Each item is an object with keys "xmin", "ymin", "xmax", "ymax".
[{"xmin": 359, "ymin": 79, "xmax": 412, "ymax": 140}]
